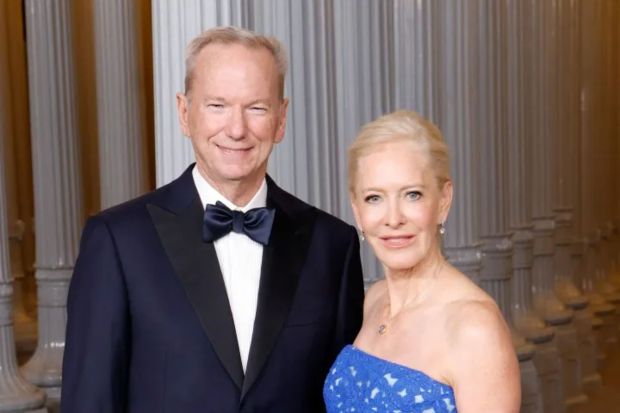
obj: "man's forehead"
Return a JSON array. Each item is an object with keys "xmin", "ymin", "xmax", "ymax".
[{"xmin": 199, "ymin": 42, "xmax": 273, "ymax": 60}]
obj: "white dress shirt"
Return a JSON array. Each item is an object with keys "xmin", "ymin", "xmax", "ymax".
[{"xmin": 192, "ymin": 166, "xmax": 266, "ymax": 372}]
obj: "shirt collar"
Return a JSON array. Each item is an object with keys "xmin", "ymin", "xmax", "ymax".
[{"xmin": 192, "ymin": 165, "xmax": 267, "ymax": 212}]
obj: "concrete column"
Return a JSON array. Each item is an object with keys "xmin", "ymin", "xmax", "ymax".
[
  {"xmin": 579, "ymin": 0, "xmax": 617, "ymax": 360},
  {"xmin": 94, "ymin": 0, "xmax": 147, "ymax": 209},
  {"xmin": 435, "ymin": 0, "xmax": 481, "ymax": 283},
  {"xmin": 553, "ymin": 0, "xmax": 601, "ymax": 393},
  {"xmin": 588, "ymin": 1, "xmax": 620, "ymax": 320},
  {"xmin": 476, "ymin": 3, "xmax": 543, "ymax": 411},
  {"xmin": 254, "ymin": 0, "xmax": 354, "ymax": 215},
  {"xmin": 525, "ymin": 1, "xmax": 582, "ymax": 411},
  {"xmin": 541, "ymin": 0, "xmax": 588, "ymax": 406},
  {"xmin": 331, "ymin": 0, "xmax": 396, "ymax": 282},
  {"xmin": 21, "ymin": 0, "xmax": 83, "ymax": 403},
  {"xmin": 612, "ymin": 1, "xmax": 620, "ymax": 290},
  {"xmin": 393, "ymin": 0, "xmax": 438, "ymax": 120},
  {"xmin": 600, "ymin": 0, "xmax": 620, "ymax": 351},
  {"xmin": 2, "ymin": 125, "xmax": 32, "ymax": 330},
  {"xmin": 0, "ymin": 12, "xmax": 35, "ymax": 333},
  {"xmin": 476, "ymin": 0, "xmax": 513, "ymax": 323},
  {"xmin": 0, "ymin": 26, "xmax": 47, "ymax": 412}
]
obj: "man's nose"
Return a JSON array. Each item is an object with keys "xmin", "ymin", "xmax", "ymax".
[{"xmin": 225, "ymin": 107, "xmax": 246, "ymax": 140}]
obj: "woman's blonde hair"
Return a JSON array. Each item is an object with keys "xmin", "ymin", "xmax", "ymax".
[{"xmin": 348, "ymin": 110, "xmax": 451, "ymax": 195}]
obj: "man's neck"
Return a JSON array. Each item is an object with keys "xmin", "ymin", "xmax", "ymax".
[{"xmin": 197, "ymin": 166, "xmax": 265, "ymax": 208}]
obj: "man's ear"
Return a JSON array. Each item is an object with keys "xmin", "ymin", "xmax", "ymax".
[
  {"xmin": 438, "ymin": 181, "xmax": 453, "ymax": 224},
  {"xmin": 176, "ymin": 92, "xmax": 191, "ymax": 137},
  {"xmin": 274, "ymin": 98, "xmax": 289, "ymax": 143}
]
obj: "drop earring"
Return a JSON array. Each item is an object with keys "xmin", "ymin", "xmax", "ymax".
[
  {"xmin": 360, "ymin": 230, "xmax": 366, "ymax": 242},
  {"xmin": 439, "ymin": 222, "xmax": 446, "ymax": 235}
]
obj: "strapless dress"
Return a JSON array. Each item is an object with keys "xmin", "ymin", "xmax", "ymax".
[{"xmin": 324, "ymin": 345, "xmax": 457, "ymax": 413}]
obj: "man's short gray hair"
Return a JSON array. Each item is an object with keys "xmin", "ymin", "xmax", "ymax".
[{"xmin": 184, "ymin": 26, "xmax": 288, "ymax": 98}]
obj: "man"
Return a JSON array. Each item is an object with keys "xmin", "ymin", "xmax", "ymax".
[{"xmin": 60, "ymin": 26, "xmax": 364, "ymax": 412}]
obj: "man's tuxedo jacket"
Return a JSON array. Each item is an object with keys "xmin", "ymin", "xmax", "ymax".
[{"xmin": 60, "ymin": 165, "xmax": 364, "ymax": 413}]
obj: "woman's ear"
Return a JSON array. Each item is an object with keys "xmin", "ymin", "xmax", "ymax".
[
  {"xmin": 438, "ymin": 180, "xmax": 453, "ymax": 224},
  {"xmin": 350, "ymin": 195, "xmax": 363, "ymax": 233}
]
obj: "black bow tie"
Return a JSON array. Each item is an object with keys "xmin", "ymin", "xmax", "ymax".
[{"xmin": 202, "ymin": 201, "xmax": 275, "ymax": 245}]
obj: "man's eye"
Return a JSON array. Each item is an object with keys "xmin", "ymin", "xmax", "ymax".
[
  {"xmin": 207, "ymin": 104, "xmax": 224, "ymax": 110},
  {"xmin": 249, "ymin": 106, "xmax": 268, "ymax": 113},
  {"xmin": 364, "ymin": 195, "xmax": 381, "ymax": 203}
]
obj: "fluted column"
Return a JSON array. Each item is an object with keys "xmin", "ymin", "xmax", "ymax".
[
  {"xmin": 331, "ymin": 0, "xmax": 395, "ymax": 283},
  {"xmin": 0, "ymin": 23, "xmax": 47, "ymax": 411},
  {"xmin": 435, "ymin": 0, "xmax": 481, "ymax": 283},
  {"xmin": 2, "ymin": 73, "xmax": 33, "ymax": 330},
  {"xmin": 477, "ymin": 3, "xmax": 541, "ymax": 411},
  {"xmin": 254, "ymin": 0, "xmax": 344, "ymax": 214},
  {"xmin": 599, "ymin": 0, "xmax": 618, "ymax": 289},
  {"xmin": 526, "ymin": 1, "xmax": 582, "ymax": 411},
  {"xmin": 506, "ymin": 3, "xmax": 564, "ymax": 411},
  {"xmin": 613, "ymin": 0, "xmax": 620, "ymax": 289},
  {"xmin": 541, "ymin": 0, "xmax": 588, "ymax": 405},
  {"xmin": 529, "ymin": 0, "xmax": 570, "ymax": 325},
  {"xmin": 21, "ymin": 0, "xmax": 83, "ymax": 402},
  {"xmin": 393, "ymin": 0, "xmax": 437, "ymax": 120},
  {"xmin": 555, "ymin": 0, "xmax": 602, "ymax": 393},
  {"xmin": 615, "ymin": 0, "xmax": 620, "ymax": 280},
  {"xmin": 476, "ymin": 0, "xmax": 512, "ymax": 322},
  {"xmin": 552, "ymin": 0, "xmax": 587, "ymax": 311},
  {"xmin": 579, "ymin": 0, "xmax": 617, "ymax": 360},
  {"xmin": 589, "ymin": 0, "xmax": 620, "ymax": 316},
  {"xmin": 94, "ymin": 0, "xmax": 146, "ymax": 209}
]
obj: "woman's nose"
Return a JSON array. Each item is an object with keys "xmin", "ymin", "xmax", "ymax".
[{"xmin": 385, "ymin": 201, "xmax": 405, "ymax": 228}]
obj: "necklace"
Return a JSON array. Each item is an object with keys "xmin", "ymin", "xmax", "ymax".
[{"xmin": 377, "ymin": 262, "xmax": 442, "ymax": 336}]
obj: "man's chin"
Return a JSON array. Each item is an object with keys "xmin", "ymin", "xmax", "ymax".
[{"xmin": 218, "ymin": 169, "xmax": 263, "ymax": 183}]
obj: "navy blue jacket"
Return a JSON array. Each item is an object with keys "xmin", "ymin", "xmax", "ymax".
[{"xmin": 60, "ymin": 165, "xmax": 364, "ymax": 413}]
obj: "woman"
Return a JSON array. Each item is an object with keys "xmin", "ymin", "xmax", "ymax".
[{"xmin": 324, "ymin": 111, "xmax": 520, "ymax": 412}]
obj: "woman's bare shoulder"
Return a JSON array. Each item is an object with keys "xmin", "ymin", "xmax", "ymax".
[{"xmin": 440, "ymin": 284, "xmax": 520, "ymax": 412}]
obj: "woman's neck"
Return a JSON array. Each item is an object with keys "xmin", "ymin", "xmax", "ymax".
[{"xmin": 383, "ymin": 251, "xmax": 445, "ymax": 316}]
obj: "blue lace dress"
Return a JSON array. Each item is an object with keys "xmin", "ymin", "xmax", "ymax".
[{"xmin": 324, "ymin": 345, "xmax": 457, "ymax": 413}]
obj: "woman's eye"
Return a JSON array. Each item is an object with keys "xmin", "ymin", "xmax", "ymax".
[
  {"xmin": 406, "ymin": 191, "xmax": 422, "ymax": 201},
  {"xmin": 364, "ymin": 194, "xmax": 381, "ymax": 203}
]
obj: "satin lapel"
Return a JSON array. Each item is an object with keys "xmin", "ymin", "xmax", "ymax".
[
  {"xmin": 241, "ymin": 187, "xmax": 315, "ymax": 399},
  {"xmin": 147, "ymin": 197, "xmax": 244, "ymax": 390}
]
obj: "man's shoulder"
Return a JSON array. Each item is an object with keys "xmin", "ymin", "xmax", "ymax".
[{"xmin": 93, "ymin": 174, "xmax": 187, "ymax": 226}]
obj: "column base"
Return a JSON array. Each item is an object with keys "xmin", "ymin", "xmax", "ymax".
[
  {"xmin": 0, "ymin": 371, "xmax": 47, "ymax": 412},
  {"xmin": 573, "ymin": 308, "xmax": 600, "ymax": 384},
  {"xmin": 43, "ymin": 387, "xmax": 60, "ymax": 413},
  {"xmin": 589, "ymin": 301, "xmax": 617, "ymax": 355},
  {"xmin": 532, "ymin": 336, "xmax": 565, "ymax": 413},
  {"xmin": 20, "ymin": 346, "xmax": 63, "ymax": 388},
  {"xmin": 581, "ymin": 373, "xmax": 603, "ymax": 393},
  {"xmin": 519, "ymin": 357, "xmax": 544, "ymax": 413},
  {"xmin": 565, "ymin": 393, "xmax": 588, "ymax": 407},
  {"xmin": 0, "ymin": 389, "xmax": 47, "ymax": 413},
  {"xmin": 555, "ymin": 322, "xmax": 587, "ymax": 407}
]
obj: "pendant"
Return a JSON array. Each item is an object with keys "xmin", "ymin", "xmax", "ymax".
[{"xmin": 378, "ymin": 324, "xmax": 387, "ymax": 335}]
